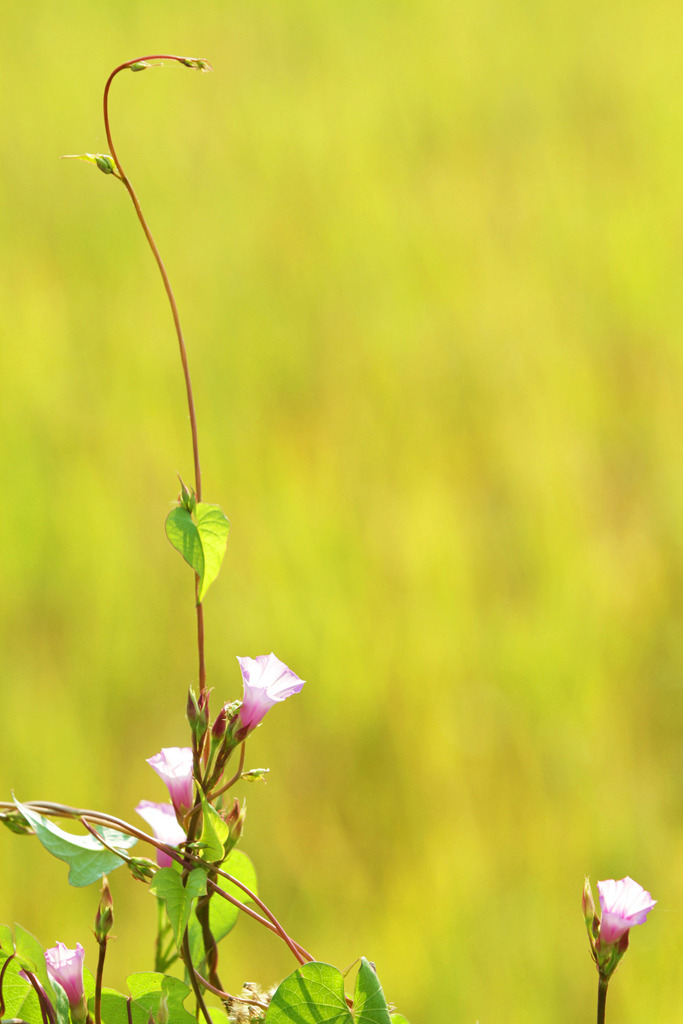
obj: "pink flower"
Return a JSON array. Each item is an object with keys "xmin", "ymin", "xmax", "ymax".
[
  {"xmin": 237, "ymin": 653, "xmax": 305, "ymax": 734},
  {"xmin": 45, "ymin": 942, "xmax": 86, "ymax": 1017},
  {"xmin": 146, "ymin": 747, "xmax": 194, "ymax": 818},
  {"xmin": 135, "ymin": 800, "xmax": 187, "ymax": 867},
  {"xmin": 597, "ymin": 877, "xmax": 656, "ymax": 945}
]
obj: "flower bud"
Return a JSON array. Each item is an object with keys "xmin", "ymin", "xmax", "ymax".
[
  {"xmin": 127, "ymin": 857, "xmax": 157, "ymax": 882},
  {"xmin": 224, "ymin": 798, "xmax": 246, "ymax": 853},
  {"xmin": 94, "ymin": 876, "xmax": 114, "ymax": 944},
  {"xmin": 178, "ymin": 57, "xmax": 213, "ymax": 72},
  {"xmin": 187, "ymin": 688, "xmax": 208, "ymax": 749},
  {"xmin": 178, "ymin": 476, "xmax": 196, "ymax": 514}
]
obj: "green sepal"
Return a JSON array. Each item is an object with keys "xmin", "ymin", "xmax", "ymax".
[
  {"xmin": 165, "ymin": 501, "xmax": 230, "ymax": 602},
  {"xmin": 149, "ymin": 867, "xmax": 207, "ymax": 951},
  {"xmin": 13, "ymin": 799, "xmax": 137, "ymax": 887}
]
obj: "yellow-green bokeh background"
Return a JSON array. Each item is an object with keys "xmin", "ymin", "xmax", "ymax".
[{"xmin": 2, "ymin": 2, "xmax": 683, "ymax": 1020}]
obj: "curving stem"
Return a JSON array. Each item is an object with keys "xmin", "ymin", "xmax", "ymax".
[{"xmin": 102, "ymin": 55, "xmax": 211, "ymax": 690}]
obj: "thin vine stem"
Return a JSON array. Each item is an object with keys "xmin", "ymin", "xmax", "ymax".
[
  {"xmin": 102, "ymin": 54, "xmax": 208, "ymax": 691},
  {"xmin": 1, "ymin": 801, "xmax": 313, "ymax": 962}
]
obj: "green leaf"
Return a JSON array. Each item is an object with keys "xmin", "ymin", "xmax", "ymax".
[
  {"xmin": 199, "ymin": 791, "xmax": 229, "ymax": 863},
  {"xmin": 0, "ymin": 951, "xmax": 43, "ymax": 1024},
  {"xmin": 195, "ymin": 503, "xmax": 230, "ymax": 601},
  {"xmin": 14, "ymin": 924, "xmax": 54, "ymax": 1001},
  {"xmin": 126, "ymin": 974, "xmax": 195, "ymax": 1024},
  {"xmin": 265, "ymin": 962, "xmax": 352, "ymax": 1024},
  {"xmin": 353, "ymin": 959, "xmax": 391, "ymax": 1024},
  {"xmin": 86, "ymin": 972, "xmax": 196, "ymax": 1024},
  {"xmin": 165, "ymin": 506, "xmax": 202, "ymax": 578},
  {"xmin": 14, "ymin": 800, "xmax": 137, "ymax": 887},
  {"xmin": 0, "ymin": 923, "xmax": 14, "ymax": 952},
  {"xmin": 389, "ymin": 1016, "xmax": 411, "ymax": 1024},
  {"xmin": 149, "ymin": 867, "xmax": 207, "ymax": 950},
  {"xmin": 187, "ymin": 849, "xmax": 257, "ymax": 969},
  {"xmin": 165, "ymin": 502, "xmax": 230, "ymax": 603}
]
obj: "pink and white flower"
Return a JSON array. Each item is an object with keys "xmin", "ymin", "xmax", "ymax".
[
  {"xmin": 45, "ymin": 942, "xmax": 87, "ymax": 1019},
  {"xmin": 146, "ymin": 747, "xmax": 194, "ymax": 818},
  {"xmin": 135, "ymin": 800, "xmax": 187, "ymax": 867},
  {"xmin": 236, "ymin": 653, "xmax": 305, "ymax": 734},
  {"xmin": 597, "ymin": 876, "xmax": 657, "ymax": 945}
]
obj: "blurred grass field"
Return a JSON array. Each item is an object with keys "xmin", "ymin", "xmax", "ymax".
[{"xmin": 3, "ymin": 1, "xmax": 683, "ymax": 1020}]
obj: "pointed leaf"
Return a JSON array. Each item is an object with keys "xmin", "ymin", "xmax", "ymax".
[
  {"xmin": 15, "ymin": 800, "xmax": 137, "ymax": 887},
  {"xmin": 149, "ymin": 867, "xmax": 206, "ymax": 950},
  {"xmin": 389, "ymin": 1016, "xmax": 411, "ymax": 1024},
  {"xmin": 265, "ymin": 962, "xmax": 352, "ymax": 1024},
  {"xmin": 353, "ymin": 959, "xmax": 390, "ymax": 1024},
  {"xmin": 199, "ymin": 791, "xmax": 229, "ymax": 863},
  {"xmin": 195, "ymin": 503, "xmax": 230, "ymax": 601},
  {"xmin": 165, "ymin": 506, "xmax": 203, "ymax": 579},
  {"xmin": 122, "ymin": 973, "xmax": 195, "ymax": 1024}
]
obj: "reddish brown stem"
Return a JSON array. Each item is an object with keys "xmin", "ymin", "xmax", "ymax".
[{"xmin": 102, "ymin": 55, "xmax": 207, "ymax": 690}]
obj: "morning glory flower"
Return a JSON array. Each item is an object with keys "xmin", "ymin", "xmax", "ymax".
[
  {"xmin": 146, "ymin": 747, "xmax": 194, "ymax": 818},
  {"xmin": 135, "ymin": 800, "xmax": 187, "ymax": 867},
  {"xmin": 237, "ymin": 653, "xmax": 305, "ymax": 734},
  {"xmin": 45, "ymin": 942, "xmax": 87, "ymax": 1020},
  {"xmin": 597, "ymin": 876, "xmax": 657, "ymax": 945}
]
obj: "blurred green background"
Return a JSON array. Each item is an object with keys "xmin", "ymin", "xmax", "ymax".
[{"xmin": 2, "ymin": 1, "xmax": 683, "ymax": 1020}]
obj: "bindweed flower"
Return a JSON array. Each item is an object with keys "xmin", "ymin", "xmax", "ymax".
[
  {"xmin": 597, "ymin": 876, "xmax": 656, "ymax": 946},
  {"xmin": 146, "ymin": 747, "xmax": 194, "ymax": 819},
  {"xmin": 135, "ymin": 800, "xmax": 186, "ymax": 867},
  {"xmin": 236, "ymin": 653, "xmax": 305, "ymax": 735},
  {"xmin": 45, "ymin": 942, "xmax": 87, "ymax": 1021},
  {"xmin": 583, "ymin": 874, "xmax": 656, "ymax": 1008}
]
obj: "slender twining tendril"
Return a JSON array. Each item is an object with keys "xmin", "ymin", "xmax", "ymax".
[{"xmin": 101, "ymin": 55, "xmax": 212, "ymax": 692}]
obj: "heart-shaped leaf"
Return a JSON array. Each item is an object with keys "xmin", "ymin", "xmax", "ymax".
[
  {"xmin": 265, "ymin": 962, "xmax": 352, "ymax": 1024},
  {"xmin": 149, "ymin": 867, "xmax": 207, "ymax": 951},
  {"xmin": 165, "ymin": 502, "xmax": 229, "ymax": 602}
]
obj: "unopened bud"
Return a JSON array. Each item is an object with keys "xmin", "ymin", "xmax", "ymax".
[
  {"xmin": 61, "ymin": 153, "xmax": 118, "ymax": 176},
  {"xmin": 0, "ymin": 811, "xmax": 33, "ymax": 835},
  {"xmin": 177, "ymin": 476, "xmax": 196, "ymax": 513},
  {"xmin": 127, "ymin": 857, "xmax": 157, "ymax": 882},
  {"xmin": 178, "ymin": 57, "xmax": 213, "ymax": 72},
  {"xmin": 224, "ymin": 798, "xmax": 246, "ymax": 853},
  {"xmin": 130, "ymin": 62, "xmax": 151, "ymax": 72},
  {"xmin": 241, "ymin": 769, "xmax": 269, "ymax": 783},
  {"xmin": 94, "ymin": 876, "xmax": 114, "ymax": 943},
  {"xmin": 187, "ymin": 686, "xmax": 208, "ymax": 748}
]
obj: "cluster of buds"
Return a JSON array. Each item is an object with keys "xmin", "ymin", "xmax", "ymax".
[{"xmin": 583, "ymin": 876, "xmax": 656, "ymax": 983}]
